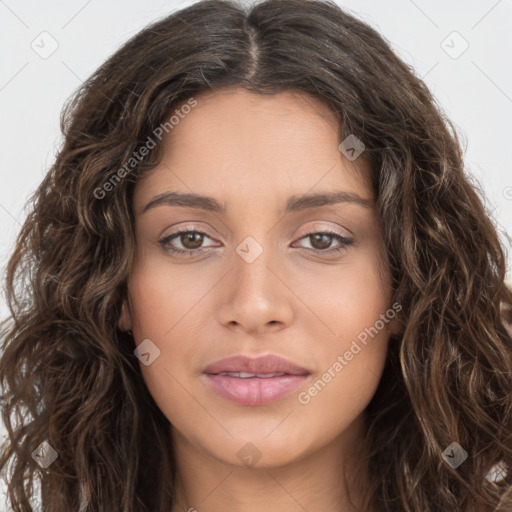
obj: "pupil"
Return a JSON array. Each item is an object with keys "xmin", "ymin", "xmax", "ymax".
[
  {"xmin": 312, "ymin": 234, "xmax": 331, "ymax": 249},
  {"xmin": 183, "ymin": 232, "xmax": 203, "ymax": 249}
]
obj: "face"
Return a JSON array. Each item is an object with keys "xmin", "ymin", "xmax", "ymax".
[{"xmin": 119, "ymin": 87, "xmax": 396, "ymax": 469}]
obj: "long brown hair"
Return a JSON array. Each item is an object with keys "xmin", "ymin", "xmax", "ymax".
[{"xmin": 1, "ymin": 0, "xmax": 511, "ymax": 510}]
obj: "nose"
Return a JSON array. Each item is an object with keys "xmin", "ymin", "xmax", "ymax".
[{"xmin": 216, "ymin": 237, "xmax": 294, "ymax": 334}]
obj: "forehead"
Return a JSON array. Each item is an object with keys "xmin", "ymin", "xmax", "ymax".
[
  {"xmin": 134, "ymin": 88, "xmax": 372, "ymax": 213},
  {"xmin": 168, "ymin": 87, "xmax": 341, "ymax": 151}
]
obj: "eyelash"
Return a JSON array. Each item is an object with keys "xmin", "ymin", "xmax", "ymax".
[{"xmin": 158, "ymin": 227, "xmax": 353, "ymax": 257}]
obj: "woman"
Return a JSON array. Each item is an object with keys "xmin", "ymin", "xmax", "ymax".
[{"xmin": 1, "ymin": 0, "xmax": 511, "ymax": 510}]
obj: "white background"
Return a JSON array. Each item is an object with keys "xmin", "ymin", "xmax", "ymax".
[{"xmin": 1, "ymin": 0, "xmax": 512, "ymax": 508}]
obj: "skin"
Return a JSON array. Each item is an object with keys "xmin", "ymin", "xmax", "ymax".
[{"xmin": 118, "ymin": 87, "xmax": 397, "ymax": 512}]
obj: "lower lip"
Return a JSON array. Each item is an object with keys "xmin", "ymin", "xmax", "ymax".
[{"xmin": 204, "ymin": 374, "xmax": 310, "ymax": 406}]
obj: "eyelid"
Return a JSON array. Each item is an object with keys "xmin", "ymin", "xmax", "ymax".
[
  {"xmin": 158, "ymin": 222, "xmax": 353, "ymax": 257},
  {"xmin": 295, "ymin": 221, "xmax": 351, "ymax": 239},
  {"xmin": 159, "ymin": 223, "xmax": 220, "ymax": 240},
  {"xmin": 161, "ymin": 221, "xmax": 351, "ymax": 243}
]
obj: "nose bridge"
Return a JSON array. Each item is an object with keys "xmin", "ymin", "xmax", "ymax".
[
  {"xmin": 233, "ymin": 233, "xmax": 275, "ymax": 296},
  {"xmin": 217, "ymin": 231, "xmax": 292, "ymax": 331}
]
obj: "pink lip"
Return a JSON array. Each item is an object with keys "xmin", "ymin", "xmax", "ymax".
[
  {"xmin": 203, "ymin": 355, "xmax": 311, "ymax": 406},
  {"xmin": 203, "ymin": 354, "xmax": 310, "ymax": 375}
]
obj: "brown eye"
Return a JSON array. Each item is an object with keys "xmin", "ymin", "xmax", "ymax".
[
  {"xmin": 178, "ymin": 231, "xmax": 204, "ymax": 249},
  {"xmin": 294, "ymin": 230, "xmax": 353, "ymax": 254},
  {"xmin": 158, "ymin": 229, "xmax": 216, "ymax": 256},
  {"xmin": 309, "ymin": 233, "xmax": 333, "ymax": 250}
]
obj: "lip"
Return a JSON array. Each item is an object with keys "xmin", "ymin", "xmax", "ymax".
[
  {"xmin": 203, "ymin": 355, "xmax": 311, "ymax": 406},
  {"xmin": 203, "ymin": 354, "xmax": 311, "ymax": 375}
]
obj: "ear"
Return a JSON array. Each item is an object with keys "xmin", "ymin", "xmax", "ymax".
[{"xmin": 118, "ymin": 299, "xmax": 132, "ymax": 332}]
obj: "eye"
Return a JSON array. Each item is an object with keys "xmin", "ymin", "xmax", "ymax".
[
  {"xmin": 158, "ymin": 227, "xmax": 216, "ymax": 257},
  {"xmin": 158, "ymin": 227, "xmax": 353, "ymax": 257},
  {"xmin": 293, "ymin": 229, "xmax": 353, "ymax": 254}
]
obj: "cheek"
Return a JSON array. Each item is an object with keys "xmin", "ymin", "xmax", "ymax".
[
  {"xmin": 126, "ymin": 262, "xmax": 212, "ymax": 422},
  {"xmin": 295, "ymin": 249, "xmax": 391, "ymax": 414},
  {"xmin": 303, "ymin": 246, "xmax": 392, "ymax": 339},
  {"xmin": 297, "ymin": 312, "xmax": 390, "ymax": 440},
  {"xmin": 128, "ymin": 253, "xmax": 213, "ymax": 341}
]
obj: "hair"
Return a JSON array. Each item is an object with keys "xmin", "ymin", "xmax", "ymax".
[{"xmin": 1, "ymin": 0, "xmax": 511, "ymax": 510}]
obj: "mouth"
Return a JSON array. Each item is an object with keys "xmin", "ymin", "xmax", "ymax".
[
  {"xmin": 213, "ymin": 371, "xmax": 291, "ymax": 378},
  {"xmin": 203, "ymin": 355, "xmax": 311, "ymax": 406}
]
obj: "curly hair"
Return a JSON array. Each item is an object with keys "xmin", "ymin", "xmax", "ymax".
[{"xmin": 1, "ymin": 0, "xmax": 511, "ymax": 510}]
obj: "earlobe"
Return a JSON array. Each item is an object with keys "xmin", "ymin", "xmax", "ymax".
[{"xmin": 118, "ymin": 299, "xmax": 132, "ymax": 332}]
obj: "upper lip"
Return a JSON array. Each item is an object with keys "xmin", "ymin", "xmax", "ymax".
[{"xmin": 203, "ymin": 355, "xmax": 311, "ymax": 375}]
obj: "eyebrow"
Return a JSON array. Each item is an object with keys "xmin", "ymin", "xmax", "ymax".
[{"xmin": 142, "ymin": 190, "xmax": 373, "ymax": 215}]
